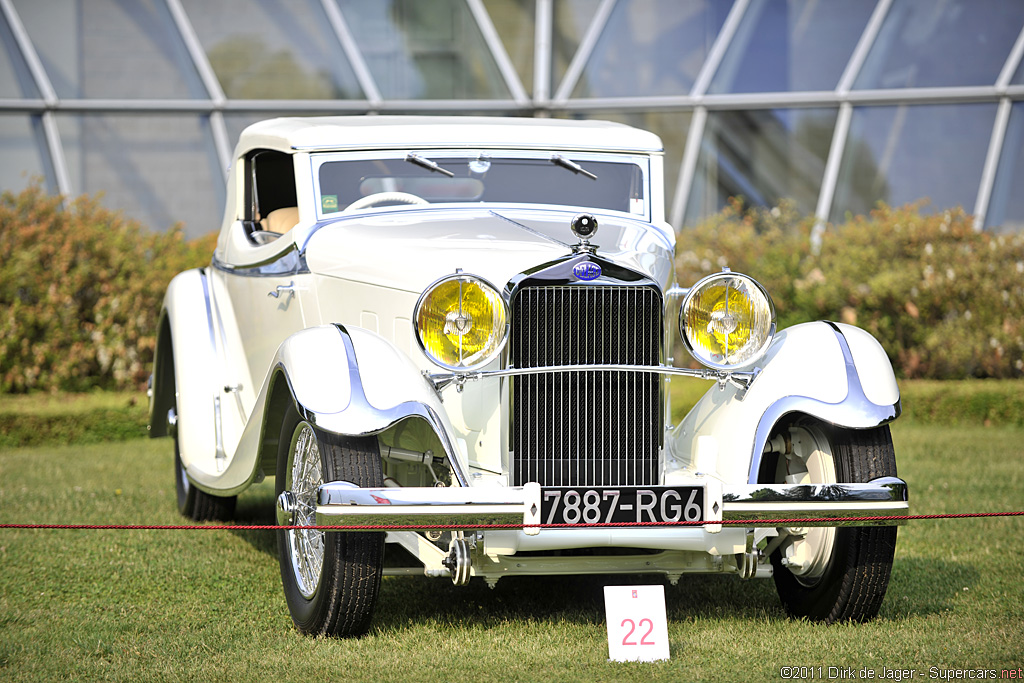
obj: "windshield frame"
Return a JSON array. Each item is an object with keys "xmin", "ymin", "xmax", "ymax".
[{"xmin": 309, "ymin": 149, "xmax": 652, "ymax": 222}]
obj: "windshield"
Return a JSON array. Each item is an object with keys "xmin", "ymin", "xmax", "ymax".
[{"xmin": 314, "ymin": 151, "xmax": 648, "ymax": 218}]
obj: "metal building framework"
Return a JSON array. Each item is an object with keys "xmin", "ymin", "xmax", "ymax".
[{"xmin": 1, "ymin": 0, "xmax": 1023, "ymax": 232}]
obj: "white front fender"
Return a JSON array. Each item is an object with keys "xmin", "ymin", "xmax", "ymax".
[
  {"xmin": 668, "ymin": 322, "xmax": 900, "ymax": 485},
  {"xmin": 195, "ymin": 324, "xmax": 468, "ymax": 495}
]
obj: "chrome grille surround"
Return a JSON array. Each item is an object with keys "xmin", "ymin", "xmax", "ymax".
[{"xmin": 509, "ymin": 281, "xmax": 662, "ymax": 487}]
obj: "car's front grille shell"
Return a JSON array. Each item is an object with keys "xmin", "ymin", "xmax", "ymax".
[{"xmin": 509, "ymin": 285, "xmax": 662, "ymax": 487}]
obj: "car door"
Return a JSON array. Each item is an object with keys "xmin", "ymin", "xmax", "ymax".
[
  {"xmin": 216, "ymin": 148, "xmax": 310, "ymax": 415},
  {"xmin": 217, "ymin": 223, "xmax": 310, "ymax": 405}
]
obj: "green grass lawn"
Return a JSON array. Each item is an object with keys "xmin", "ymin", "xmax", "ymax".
[{"xmin": 1, "ymin": 390, "xmax": 1022, "ymax": 681}]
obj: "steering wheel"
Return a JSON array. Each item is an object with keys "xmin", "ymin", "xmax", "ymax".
[{"xmin": 343, "ymin": 192, "xmax": 429, "ymax": 212}]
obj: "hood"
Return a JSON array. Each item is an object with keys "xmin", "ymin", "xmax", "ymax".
[{"xmin": 302, "ymin": 207, "xmax": 675, "ymax": 293}]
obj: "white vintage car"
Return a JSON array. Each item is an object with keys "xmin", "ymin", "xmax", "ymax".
[{"xmin": 149, "ymin": 116, "xmax": 908, "ymax": 636}]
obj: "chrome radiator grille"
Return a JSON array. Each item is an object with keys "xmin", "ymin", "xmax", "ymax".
[{"xmin": 509, "ymin": 285, "xmax": 662, "ymax": 487}]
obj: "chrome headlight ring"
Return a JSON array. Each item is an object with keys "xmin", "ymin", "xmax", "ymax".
[
  {"xmin": 414, "ymin": 272, "xmax": 510, "ymax": 371},
  {"xmin": 678, "ymin": 270, "xmax": 776, "ymax": 371}
]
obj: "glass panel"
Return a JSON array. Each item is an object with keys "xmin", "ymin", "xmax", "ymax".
[
  {"xmin": 985, "ymin": 103, "xmax": 1024, "ymax": 233},
  {"xmin": 56, "ymin": 114, "xmax": 224, "ymax": 239},
  {"xmin": 830, "ymin": 103, "xmax": 996, "ymax": 223},
  {"xmin": 572, "ymin": 0, "xmax": 732, "ymax": 98},
  {"xmin": 561, "ymin": 111, "xmax": 690, "ymax": 220},
  {"xmin": 683, "ymin": 108, "xmax": 837, "ymax": 226},
  {"xmin": 482, "ymin": 0, "xmax": 534, "ymax": 95},
  {"xmin": 708, "ymin": 0, "xmax": 876, "ymax": 94},
  {"xmin": 335, "ymin": 0, "xmax": 509, "ymax": 99},
  {"xmin": 1013, "ymin": 53, "xmax": 1024, "ymax": 85},
  {"xmin": 551, "ymin": 0, "xmax": 602, "ymax": 95},
  {"xmin": 0, "ymin": 10, "xmax": 39, "ymax": 98},
  {"xmin": 315, "ymin": 151, "xmax": 648, "ymax": 217},
  {"xmin": 13, "ymin": 0, "xmax": 205, "ymax": 99},
  {"xmin": 854, "ymin": 0, "xmax": 1024, "ymax": 89},
  {"xmin": 182, "ymin": 0, "xmax": 362, "ymax": 100},
  {"xmin": 0, "ymin": 115, "xmax": 54, "ymax": 193}
]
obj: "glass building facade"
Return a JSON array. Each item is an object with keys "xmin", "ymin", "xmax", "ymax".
[{"xmin": 1, "ymin": 0, "xmax": 1022, "ymax": 238}]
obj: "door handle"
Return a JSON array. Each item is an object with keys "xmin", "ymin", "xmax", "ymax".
[{"xmin": 268, "ymin": 281, "xmax": 297, "ymax": 301}]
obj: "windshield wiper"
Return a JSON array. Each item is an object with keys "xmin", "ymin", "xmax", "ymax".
[
  {"xmin": 406, "ymin": 153, "xmax": 454, "ymax": 177},
  {"xmin": 550, "ymin": 154, "xmax": 597, "ymax": 180}
]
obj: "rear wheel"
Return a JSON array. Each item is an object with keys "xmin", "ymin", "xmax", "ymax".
[
  {"xmin": 276, "ymin": 408, "xmax": 384, "ymax": 637},
  {"xmin": 171, "ymin": 408, "xmax": 236, "ymax": 522},
  {"xmin": 762, "ymin": 423, "xmax": 898, "ymax": 623}
]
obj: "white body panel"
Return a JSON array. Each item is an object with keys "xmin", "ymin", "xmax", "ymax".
[{"xmin": 162, "ymin": 270, "xmax": 220, "ymax": 474}]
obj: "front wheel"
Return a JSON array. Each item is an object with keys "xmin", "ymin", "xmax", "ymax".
[
  {"xmin": 761, "ymin": 423, "xmax": 898, "ymax": 623},
  {"xmin": 275, "ymin": 408, "xmax": 384, "ymax": 637}
]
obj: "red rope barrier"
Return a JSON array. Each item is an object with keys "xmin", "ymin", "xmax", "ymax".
[{"xmin": 1, "ymin": 511, "xmax": 1022, "ymax": 531}]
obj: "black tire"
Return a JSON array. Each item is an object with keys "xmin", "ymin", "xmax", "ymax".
[
  {"xmin": 276, "ymin": 407, "xmax": 384, "ymax": 637},
  {"xmin": 762, "ymin": 423, "xmax": 898, "ymax": 623},
  {"xmin": 172, "ymin": 409, "xmax": 236, "ymax": 522}
]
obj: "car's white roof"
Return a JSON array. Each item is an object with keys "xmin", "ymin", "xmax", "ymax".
[{"xmin": 237, "ymin": 116, "xmax": 664, "ymax": 155}]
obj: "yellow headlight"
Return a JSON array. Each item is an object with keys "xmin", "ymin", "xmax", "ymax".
[
  {"xmin": 415, "ymin": 274, "xmax": 508, "ymax": 370},
  {"xmin": 679, "ymin": 271, "xmax": 775, "ymax": 370}
]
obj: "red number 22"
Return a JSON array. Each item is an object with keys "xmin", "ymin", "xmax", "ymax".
[{"xmin": 620, "ymin": 618, "xmax": 655, "ymax": 645}]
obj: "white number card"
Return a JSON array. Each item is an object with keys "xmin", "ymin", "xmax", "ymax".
[{"xmin": 603, "ymin": 585, "xmax": 671, "ymax": 662}]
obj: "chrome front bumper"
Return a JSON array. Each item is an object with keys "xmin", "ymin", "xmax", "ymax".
[{"xmin": 310, "ymin": 477, "xmax": 909, "ymax": 533}]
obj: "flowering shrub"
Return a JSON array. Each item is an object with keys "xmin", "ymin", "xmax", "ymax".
[
  {"xmin": 0, "ymin": 185, "xmax": 215, "ymax": 393},
  {"xmin": 675, "ymin": 200, "xmax": 1024, "ymax": 379}
]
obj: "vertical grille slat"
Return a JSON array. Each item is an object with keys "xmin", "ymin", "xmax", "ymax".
[{"xmin": 510, "ymin": 284, "xmax": 661, "ymax": 487}]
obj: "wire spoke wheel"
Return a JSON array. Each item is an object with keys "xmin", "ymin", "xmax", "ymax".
[
  {"xmin": 286, "ymin": 423, "xmax": 324, "ymax": 598},
  {"xmin": 276, "ymin": 407, "xmax": 384, "ymax": 637}
]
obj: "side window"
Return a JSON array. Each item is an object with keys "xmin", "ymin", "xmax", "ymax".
[{"xmin": 244, "ymin": 149, "xmax": 298, "ymax": 244}]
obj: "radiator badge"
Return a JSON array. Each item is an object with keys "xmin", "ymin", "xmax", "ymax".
[{"xmin": 573, "ymin": 261, "xmax": 602, "ymax": 281}]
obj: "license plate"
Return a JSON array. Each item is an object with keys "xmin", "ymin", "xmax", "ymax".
[{"xmin": 540, "ymin": 486, "xmax": 704, "ymax": 526}]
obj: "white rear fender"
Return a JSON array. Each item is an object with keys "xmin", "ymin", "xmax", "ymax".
[
  {"xmin": 150, "ymin": 269, "xmax": 221, "ymax": 471},
  {"xmin": 199, "ymin": 324, "xmax": 469, "ymax": 495},
  {"xmin": 668, "ymin": 322, "xmax": 900, "ymax": 485}
]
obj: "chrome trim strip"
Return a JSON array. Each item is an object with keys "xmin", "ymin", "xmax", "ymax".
[
  {"xmin": 314, "ymin": 477, "xmax": 908, "ymax": 530},
  {"xmin": 198, "ymin": 270, "xmax": 226, "ymax": 465},
  {"xmin": 746, "ymin": 323, "xmax": 901, "ymax": 484},
  {"xmin": 723, "ymin": 476, "xmax": 908, "ymax": 526},
  {"xmin": 430, "ymin": 363, "xmax": 756, "ymax": 391},
  {"xmin": 316, "ymin": 481, "xmax": 535, "ymax": 528},
  {"xmin": 210, "ymin": 247, "xmax": 307, "ymax": 275}
]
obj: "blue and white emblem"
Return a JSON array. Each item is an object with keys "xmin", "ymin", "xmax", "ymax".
[{"xmin": 573, "ymin": 262, "xmax": 602, "ymax": 281}]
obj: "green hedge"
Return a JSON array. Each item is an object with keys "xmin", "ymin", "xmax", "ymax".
[
  {"xmin": 0, "ymin": 185, "xmax": 215, "ymax": 393},
  {"xmin": 676, "ymin": 200, "xmax": 1024, "ymax": 379},
  {"xmin": 2, "ymin": 186, "xmax": 1023, "ymax": 393}
]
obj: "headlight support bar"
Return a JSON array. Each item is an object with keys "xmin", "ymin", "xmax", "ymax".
[{"xmin": 425, "ymin": 364, "xmax": 759, "ymax": 393}]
